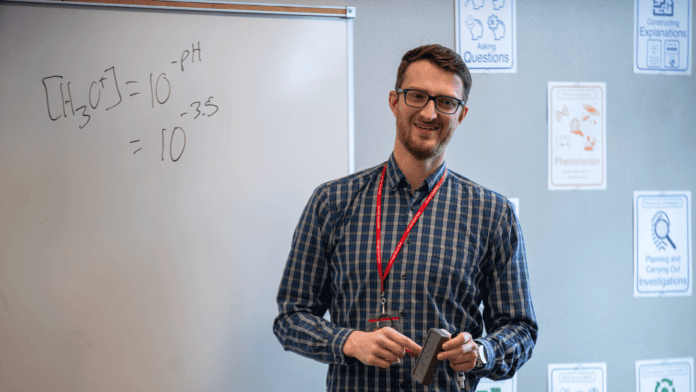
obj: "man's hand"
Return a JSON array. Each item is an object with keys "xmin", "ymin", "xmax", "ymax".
[
  {"xmin": 343, "ymin": 328, "xmax": 422, "ymax": 368},
  {"xmin": 436, "ymin": 331, "xmax": 478, "ymax": 372}
]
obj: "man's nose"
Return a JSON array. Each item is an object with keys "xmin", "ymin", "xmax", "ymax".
[{"xmin": 419, "ymin": 99, "xmax": 438, "ymax": 120}]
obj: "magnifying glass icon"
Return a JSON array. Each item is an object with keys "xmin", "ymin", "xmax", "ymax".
[{"xmin": 653, "ymin": 216, "xmax": 677, "ymax": 250}]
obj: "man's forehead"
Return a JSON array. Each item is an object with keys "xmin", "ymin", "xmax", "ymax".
[{"xmin": 402, "ymin": 60, "xmax": 464, "ymax": 95}]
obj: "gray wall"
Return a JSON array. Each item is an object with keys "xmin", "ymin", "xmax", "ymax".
[{"xmin": 271, "ymin": 1, "xmax": 696, "ymax": 390}]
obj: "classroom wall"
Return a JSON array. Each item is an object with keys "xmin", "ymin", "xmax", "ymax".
[
  {"xmin": 263, "ymin": 1, "xmax": 696, "ymax": 391},
  {"xmin": 2, "ymin": 1, "xmax": 691, "ymax": 391}
]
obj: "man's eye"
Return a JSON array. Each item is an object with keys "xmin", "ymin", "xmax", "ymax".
[{"xmin": 439, "ymin": 98, "xmax": 456, "ymax": 108}]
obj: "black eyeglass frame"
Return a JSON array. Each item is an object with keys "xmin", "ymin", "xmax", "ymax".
[{"xmin": 396, "ymin": 88, "xmax": 466, "ymax": 115}]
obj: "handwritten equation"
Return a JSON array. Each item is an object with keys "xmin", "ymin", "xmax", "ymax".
[{"xmin": 41, "ymin": 42, "xmax": 218, "ymax": 162}]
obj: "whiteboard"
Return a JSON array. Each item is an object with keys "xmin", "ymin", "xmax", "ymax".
[{"xmin": 0, "ymin": 2, "xmax": 352, "ymax": 390}]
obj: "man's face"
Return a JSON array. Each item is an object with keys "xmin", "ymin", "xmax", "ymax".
[{"xmin": 389, "ymin": 60, "xmax": 468, "ymax": 161}]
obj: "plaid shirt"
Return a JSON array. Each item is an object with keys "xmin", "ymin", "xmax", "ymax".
[{"xmin": 274, "ymin": 154, "xmax": 538, "ymax": 391}]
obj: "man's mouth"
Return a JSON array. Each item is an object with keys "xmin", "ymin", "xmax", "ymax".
[{"xmin": 415, "ymin": 123, "xmax": 438, "ymax": 131}]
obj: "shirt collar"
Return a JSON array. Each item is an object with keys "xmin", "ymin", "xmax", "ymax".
[{"xmin": 385, "ymin": 153, "xmax": 448, "ymax": 193}]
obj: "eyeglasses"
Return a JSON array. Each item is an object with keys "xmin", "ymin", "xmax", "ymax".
[{"xmin": 397, "ymin": 89, "xmax": 465, "ymax": 115}]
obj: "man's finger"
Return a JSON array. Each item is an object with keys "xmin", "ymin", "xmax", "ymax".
[
  {"xmin": 367, "ymin": 353, "xmax": 395, "ymax": 369},
  {"xmin": 449, "ymin": 360, "xmax": 476, "ymax": 372},
  {"xmin": 438, "ymin": 342, "xmax": 476, "ymax": 360},
  {"xmin": 447, "ymin": 350, "xmax": 476, "ymax": 364},
  {"xmin": 374, "ymin": 328, "xmax": 411, "ymax": 357},
  {"xmin": 438, "ymin": 332, "xmax": 477, "ymax": 361},
  {"xmin": 381, "ymin": 327, "xmax": 423, "ymax": 357},
  {"xmin": 441, "ymin": 340, "xmax": 475, "ymax": 355},
  {"xmin": 372, "ymin": 345, "xmax": 401, "ymax": 364},
  {"xmin": 395, "ymin": 348, "xmax": 406, "ymax": 363},
  {"xmin": 441, "ymin": 332, "xmax": 471, "ymax": 351}
]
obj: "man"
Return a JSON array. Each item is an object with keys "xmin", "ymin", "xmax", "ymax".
[{"xmin": 273, "ymin": 44, "xmax": 537, "ymax": 391}]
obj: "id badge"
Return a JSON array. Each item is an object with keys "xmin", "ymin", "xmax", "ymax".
[{"xmin": 367, "ymin": 311, "xmax": 403, "ymax": 334}]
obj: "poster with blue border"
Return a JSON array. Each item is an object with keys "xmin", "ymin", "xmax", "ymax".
[
  {"xmin": 634, "ymin": 0, "xmax": 692, "ymax": 75},
  {"xmin": 634, "ymin": 191, "xmax": 692, "ymax": 297},
  {"xmin": 456, "ymin": 0, "xmax": 516, "ymax": 73}
]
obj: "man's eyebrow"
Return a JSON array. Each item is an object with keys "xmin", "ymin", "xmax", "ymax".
[{"xmin": 403, "ymin": 87, "xmax": 459, "ymax": 97}]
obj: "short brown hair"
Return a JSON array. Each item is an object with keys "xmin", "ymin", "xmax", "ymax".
[{"xmin": 395, "ymin": 44, "xmax": 472, "ymax": 103}]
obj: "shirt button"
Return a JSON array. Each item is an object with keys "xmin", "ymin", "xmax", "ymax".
[
  {"xmin": 401, "ymin": 273, "xmax": 407, "ymax": 280},
  {"xmin": 399, "ymin": 310, "xmax": 405, "ymax": 317},
  {"xmin": 405, "ymin": 238, "xmax": 411, "ymax": 244}
]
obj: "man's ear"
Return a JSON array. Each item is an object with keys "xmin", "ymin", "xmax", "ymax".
[
  {"xmin": 458, "ymin": 105, "xmax": 469, "ymax": 123},
  {"xmin": 389, "ymin": 90, "xmax": 399, "ymax": 117}
]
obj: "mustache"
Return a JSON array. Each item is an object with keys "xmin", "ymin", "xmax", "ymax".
[{"xmin": 414, "ymin": 118, "xmax": 440, "ymax": 126}]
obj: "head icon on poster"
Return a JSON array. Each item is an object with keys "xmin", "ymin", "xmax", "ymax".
[
  {"xmin": 652, "ymin": 211, "xmax": 677, "ymax": 250},
  {"xmin": 487, "ymin": 15, "xmax": 506, "ymax": 40},
  {"xmin": 465, "ymin": 16, "xmax": 484, "ymax": 40}
]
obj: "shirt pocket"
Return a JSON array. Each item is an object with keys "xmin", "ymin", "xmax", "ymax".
[{"xmin": 426, "ymin": 241, "xmax": 482, "ymax": 307}]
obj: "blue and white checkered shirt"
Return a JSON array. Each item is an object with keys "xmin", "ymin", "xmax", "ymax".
[{"xmin": 274, "ymin": 154, "xmax": 538, "ymax": 391}]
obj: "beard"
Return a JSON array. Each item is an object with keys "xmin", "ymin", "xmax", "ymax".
[{"xmin": 395, "ymin": 115, "xmax": 455, "ymax": 161}]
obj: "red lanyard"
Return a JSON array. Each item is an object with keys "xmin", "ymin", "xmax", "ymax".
[{"xmin": 375, "ymin": 164, "xmax": 447, "ymax": 298}]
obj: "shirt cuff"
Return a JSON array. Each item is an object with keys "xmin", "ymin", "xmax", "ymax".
[
  {"xmin": 329, "ymin": 327, "xmax": 357, "ymax": 365},
  {"xmin": 473, "ymin": 338, "xmax": 494, "ymax": 373}
]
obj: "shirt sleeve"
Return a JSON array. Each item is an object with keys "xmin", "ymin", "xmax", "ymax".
[
  {"xmin": 472, "ymin": 197, "xmax": 539, "ymax": 380},
  {"xmin": 272, "ymin": 185, "xmax": 355, "ymax": 366}
]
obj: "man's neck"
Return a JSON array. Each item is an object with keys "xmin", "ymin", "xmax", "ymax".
[{"xmin": 392, "ymin": 149, "xmax": 445, "ymax": 193}]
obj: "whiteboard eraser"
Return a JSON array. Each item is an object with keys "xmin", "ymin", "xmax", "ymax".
[{"xmin": 411, "ymin": 328, "xmax": 449, "ymax": 385}]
